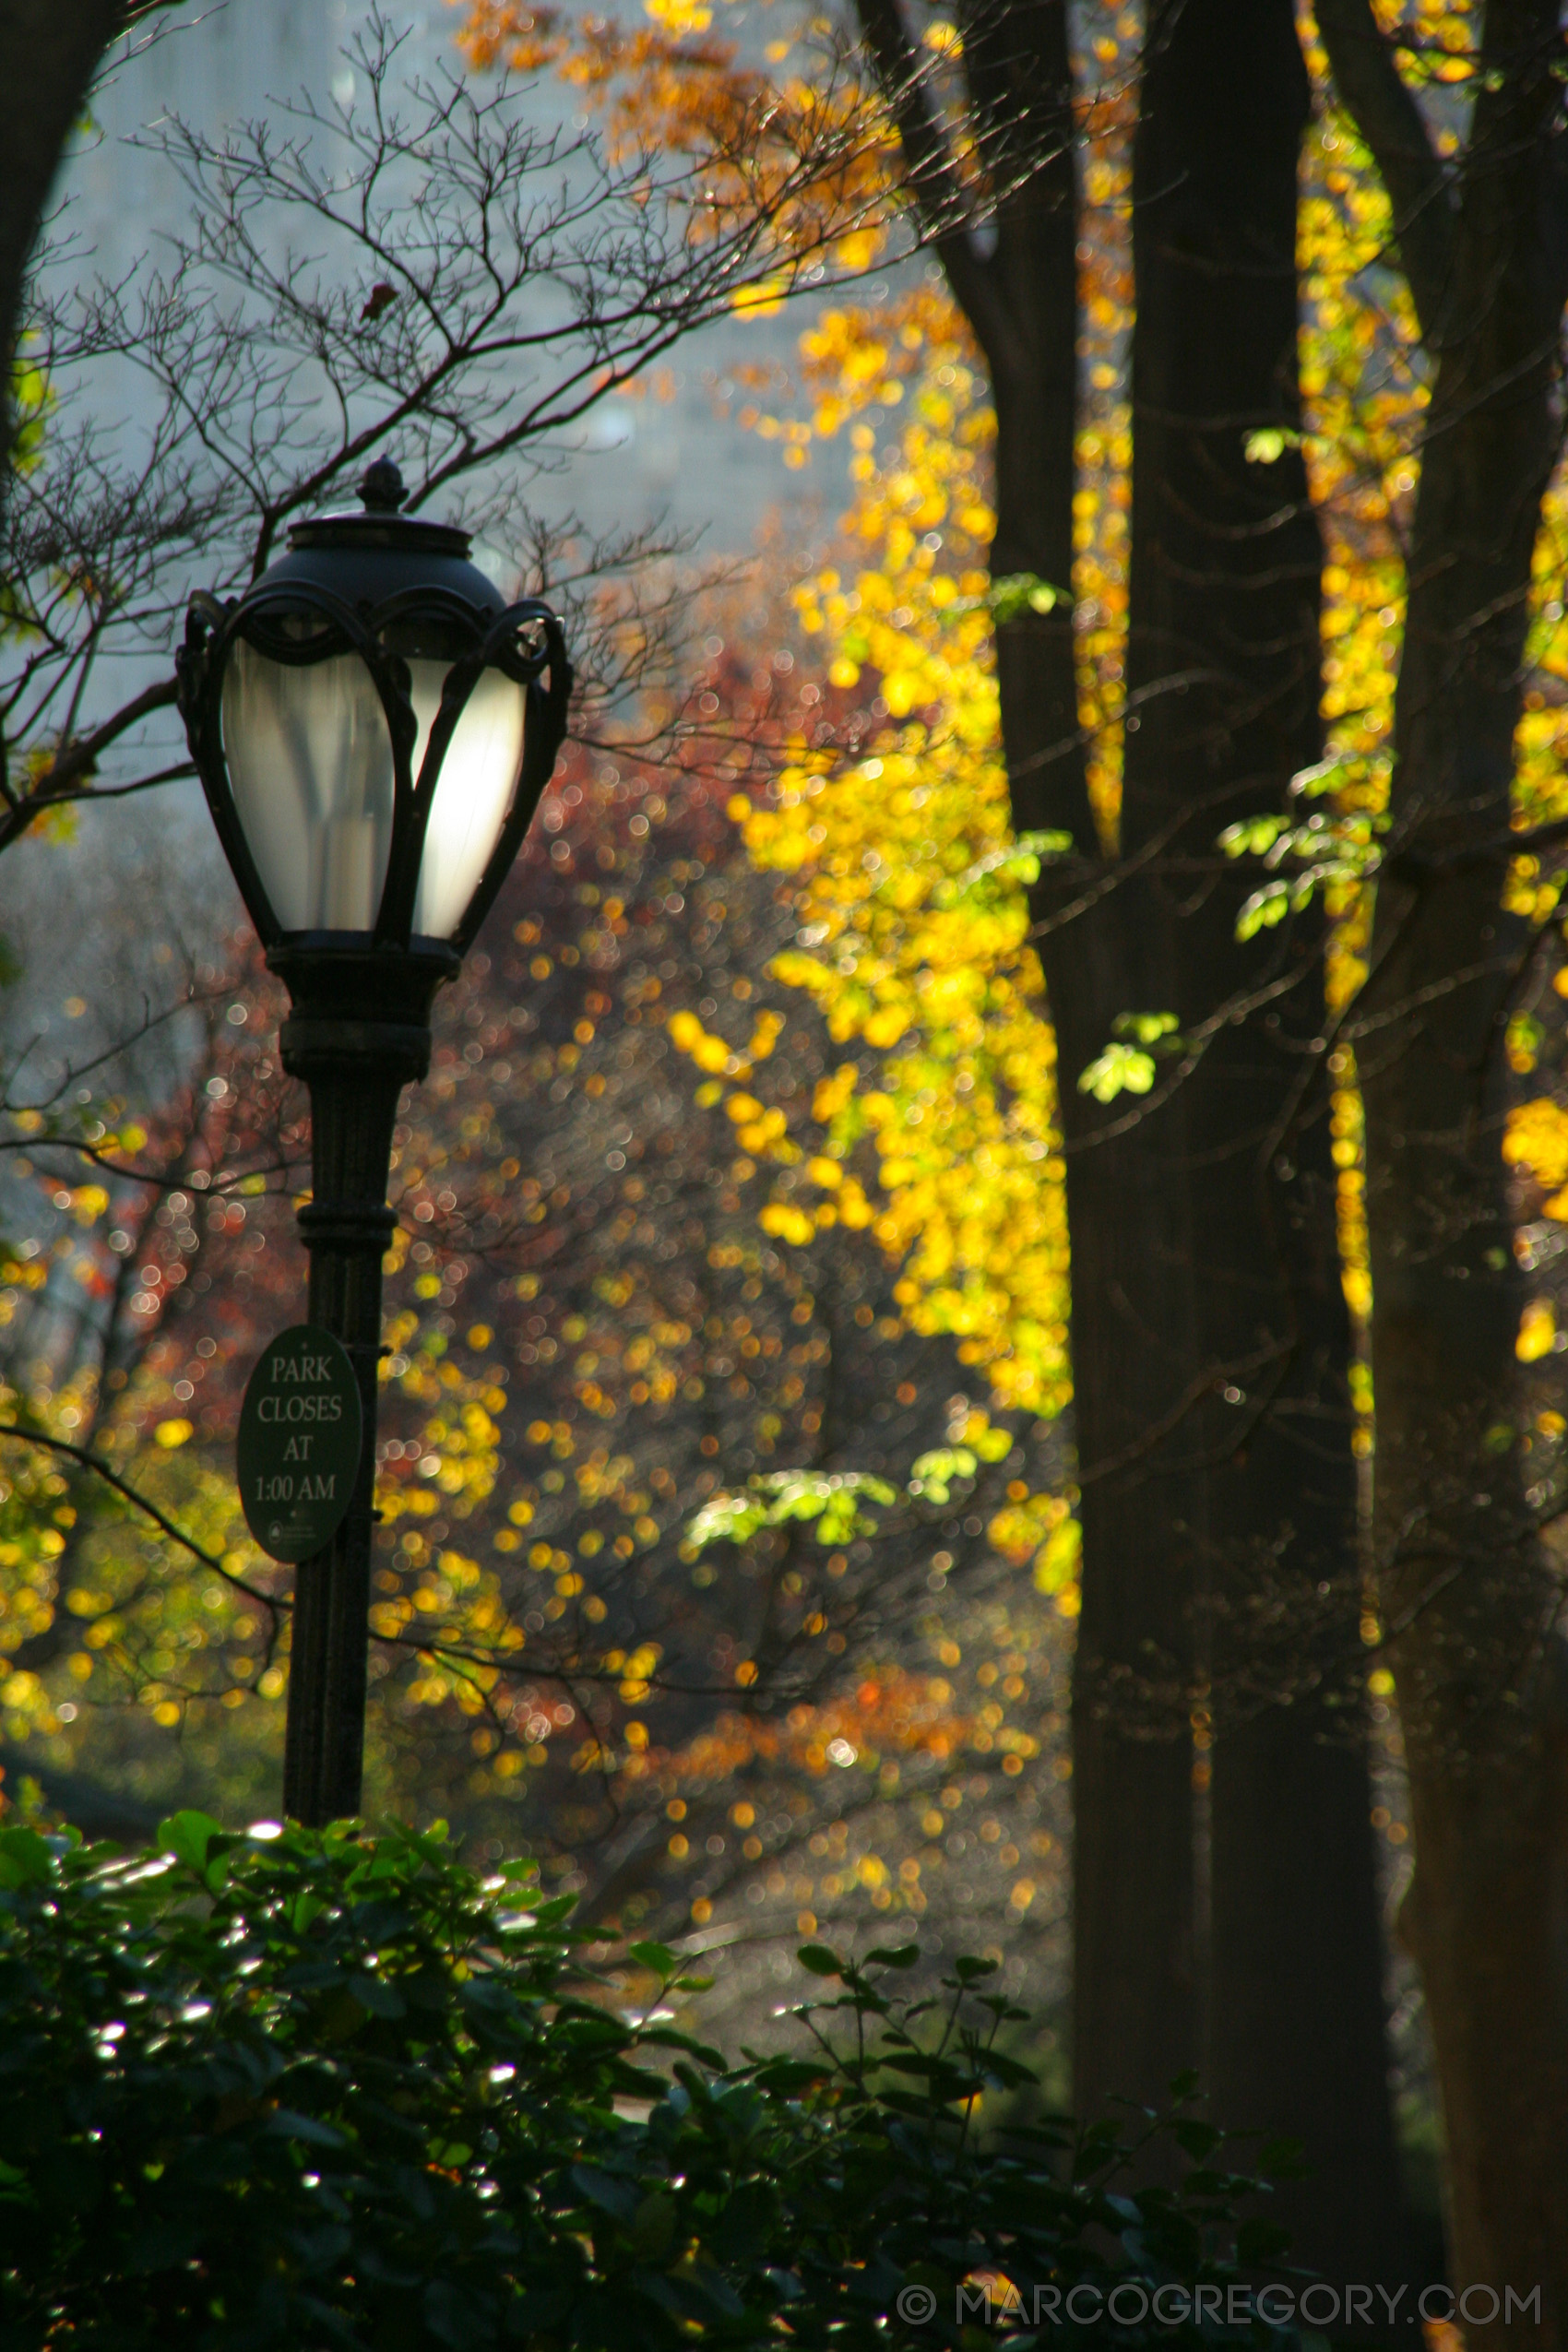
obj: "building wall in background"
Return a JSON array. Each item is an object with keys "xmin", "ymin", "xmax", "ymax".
[{"xmin": 62, "ymin": 0, "xmax": 853, "ymax": 562}]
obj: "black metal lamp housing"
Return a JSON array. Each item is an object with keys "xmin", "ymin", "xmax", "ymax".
[
  {"xmin": 177, "ymin": 460, "xmax": 571, "ymax": 1823},
  {"xmin": 179, "ymin": 456, "xmax": 570, "ymax": 1053}
]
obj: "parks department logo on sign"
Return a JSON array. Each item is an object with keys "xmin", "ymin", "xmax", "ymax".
[{"xmin": 237, "ymin": 1324, "xmax": 362, "ymax": 1562}]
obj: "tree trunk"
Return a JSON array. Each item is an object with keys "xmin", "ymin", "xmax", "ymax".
[
  {"xmin": 1028, "ymin": 0, "xmax": 1408, "ymax": 2280},
  {"xmin": 980, "ymin": 5, "xmax": 1212, "ymax": 2137},
  {"xmin": 0, "ymin": 1, "xmax": 125, "ymax": 475},
  {"xmin": 854, "ymin": 0, "xmax": 1409, "ymax": 2280},
  {"xmin": 1085, "ymin": 1, "xmax": 1406, "ymax": 2275},
  {"xmin": 1326, "ymin": 0, "xmax": 1568, "ymax": 2328}
]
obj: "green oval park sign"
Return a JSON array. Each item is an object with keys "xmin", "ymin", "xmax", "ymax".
[{"xmin": 237, "ymin": 1324, "xmax": 362, "ymax": 1562}]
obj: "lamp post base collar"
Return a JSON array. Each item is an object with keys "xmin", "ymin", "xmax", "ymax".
[{"xmin": 279, "ymin": 1016, "xmax": 433, "ymax": 1083}]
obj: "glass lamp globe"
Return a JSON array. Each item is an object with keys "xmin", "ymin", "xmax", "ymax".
[{"xmin": 179, "ymin": 458, "xmax": 570, "ymax": 960}]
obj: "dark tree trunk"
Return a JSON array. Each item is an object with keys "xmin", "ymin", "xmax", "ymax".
[
  {"xmin": 970, "ymin": 0, "xmax": 1218, "ymax": 2143},
  {"xmin": 858, "ymin": 0, "xmax": 1409, "ymax": 2282},
  {"xmin": 1114, "ymin": 0, "xmax": 1410, "ymax": 2276},
  {"xmin": 1319, "ymin": 0, "xmax": 1568, "ymax": 2332},
  {"xmin": 0, "ymin": 1, "xmax": 125, "ymax": 475},
  {"xmin": 1067, "ymin": 4, "xmax": 1408, "ymax": 2279}
]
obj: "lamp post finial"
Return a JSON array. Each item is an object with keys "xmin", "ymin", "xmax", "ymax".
[{"xmin": 359, "ymin": 457, "xmax": 407, "ymax": 513}]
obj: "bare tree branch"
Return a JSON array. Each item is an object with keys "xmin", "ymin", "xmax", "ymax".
[{"xmin": 0, "ymin": 1420, "xmax": 278, "ymax": 1608}]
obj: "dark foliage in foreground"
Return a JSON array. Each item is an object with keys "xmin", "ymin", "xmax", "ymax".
[{"xmin": 0, "ymin": 1817, "xmax": 1298, "ymax": 2347}]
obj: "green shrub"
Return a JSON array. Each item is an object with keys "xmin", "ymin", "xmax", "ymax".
[{"xmin": 0, "ymin": 1815, "xmax": 1296, "ymax": 2348}]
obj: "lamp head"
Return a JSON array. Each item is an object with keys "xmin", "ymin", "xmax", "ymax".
[{"xmin": 178, "ymin": 463, "xmax": 571, "ymax": 962}]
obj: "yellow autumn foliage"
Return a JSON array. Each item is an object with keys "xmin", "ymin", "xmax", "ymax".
[
  {"xmin": 1503, "ymin": 1099, "xmax": 1568, "ymax": 1222},
  {"xmin": 1517, "ymin": 1300, "xmax": 1558, "ymax": 1364},
  {"xmin": 724, "ymin": 339, "xmax": 1071, "ymax": 1422}
]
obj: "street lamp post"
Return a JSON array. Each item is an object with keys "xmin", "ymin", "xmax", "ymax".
[{"xmin": 178, "ymin": 460, "xmax": 571, "ymax": 1823}]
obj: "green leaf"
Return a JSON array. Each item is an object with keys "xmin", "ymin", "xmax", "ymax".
[
  {"xmin": 349, "ymin": 1972, "xmax": 406, "ymax": 2020},
  {"xmin": 1218, "ymin": 814, "xmax": 1288, "ymax": 859},
  {"xmin": 0, "ymin": 1825, "xmax": 55, "ymax": 1888},
  {"xmin": 628, "ymin": 1940, "xmax": 678, "ymax": 1977},
  {"xmin": 1077, "ymin": 1042, "xmax": 1157, "ymax": 1103},
  {"xmin": 631, "ymin": 2189, "xmax": 679, "ymax": 2258},
  {"xmin": 989, "ymin": 572, "xmax": 1071, "ymax": 622},
  {"xmin": 531, "ymin": 1894, "xmax": 577, "ymax": 1923},
  {"xmin": 1078, "ymin": 1014, "xmax": 1190, "ymax": 1102},
  {"xmin": 1236, "ymin": 880, "xmax": 1291, "ymax": 941},
  {"xmin": 1243, "ymin": 426, "xmax": 1301, "ymax": 463},
  {"xmin": 686, "ymin": 1492, "xmax": 771, "ymax": 1548},
  {"xmin": 158, "ymin": 1811, "xmax": 224, "ymax": 1875},
  {"xmin": 1289, "ymin": 752, "xmax": 1350, "ymax": 798},
  {"xmin": 262, "ymin": 2108, "xmax": 347, "ymax": 2148},
  {"xmin": 937, "ymin": 830, "xmax": 1073, "ymax": 905},
  {"xmin": 570, "ymin": 2164, "xmax": 640, "ymax": 2220},
  {"xmin": 688, "ymin": 1468, "xmax": 897, "ymax": 1554},
  {"xmin": 1111, "ymin": 1010, "xmax": 1181, "ymax": 1047},
  {"xmin": 907, "ymin": 1447, "xmax": 976, "ymax": 1503},
  {"xmin": 796, "ymin": 1943, "xmax": 843, "ymax": 1977}
]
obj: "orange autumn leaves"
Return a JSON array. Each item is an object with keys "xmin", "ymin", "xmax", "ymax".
[{"xmin": 451, "ymin": 0, "xmax": 899, "ymax": 288}]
